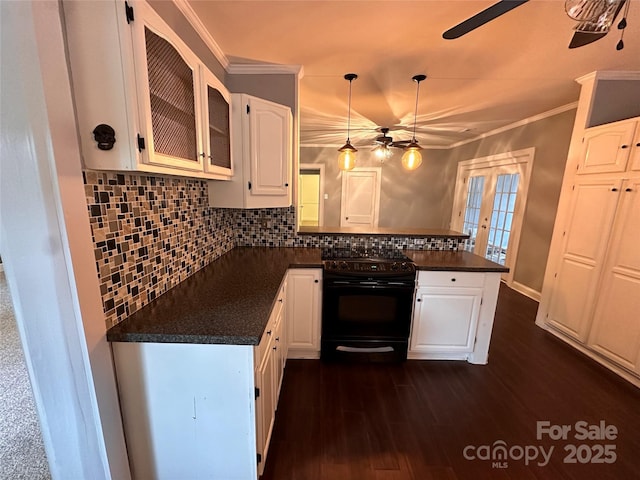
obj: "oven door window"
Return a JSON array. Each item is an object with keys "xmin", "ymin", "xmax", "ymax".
[{"xmin": 324, "ymin": 285, "xmax": 413, "ymax": 339}]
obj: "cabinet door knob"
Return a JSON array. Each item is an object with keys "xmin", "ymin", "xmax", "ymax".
[
  {"xmin": 275, "ymin": 337, "xmax": 280, "ymax": 342},
  {"xmin": 416, "ymin": 298, "xmax": 422, "ymax": 302},
  {"xmin": 611, "ymin": 188, "xmax": 619, "ymax": 192},
  {"xmin": 273, "ymin": 346, "xmax": 277, "ymax": 351},
  {"xmin": 451, "ymin": 278, "xmax": 457, "ymax": 282},
  {"xmin": 284, "ymin": 183, "xmax": 289, "ymax": 187},
  {"xmin": 625, "ymin": 188, "xmax": 633, "ymax": 192},
  {"xmin": 314, "ymin": 279, "xmax": 319, "ymax": 283},
  {"xmin": 267, "ymin": 330, "xmax": 272, "ymax": 336},
  {"xmin": 621, "ymin": 145, "xmax": 629, "ymax": 149},
  {"xmin": 278, "ymin": 298, "xmax": 283, "ymax": 303},
  {"xmin": 636, "ymin": 143, "xmax": 640, "ymax": 147}
]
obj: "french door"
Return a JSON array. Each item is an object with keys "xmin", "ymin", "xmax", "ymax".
[{"xmin": 451, "ymin": 149, "xmax": 534, "ymax": 284}]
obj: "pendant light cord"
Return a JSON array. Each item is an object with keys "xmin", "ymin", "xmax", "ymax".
[
  {"xmin": 409, "ymin": 74, "xmax": 426, "ymax": 142},
  {"xmin": 412, "ymin": 79, "xmax": 421, "ymax": 142},
  {"xmin": 347, "ymin": 78, "xmax": 353, "ymax": 143}
]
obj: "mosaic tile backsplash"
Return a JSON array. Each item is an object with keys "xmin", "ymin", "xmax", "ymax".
[
  {"xmin": 84, "ymin": 171, "xmax": 235, "ymax": 328},
  {"xmin": 84, "ymin": 172, "xmax": 463, "ymax": 328}
]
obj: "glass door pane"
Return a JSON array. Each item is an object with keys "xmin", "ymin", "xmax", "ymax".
[
  {"xmin": 486, "ymin": 173, "xmax": 520, "ymax": 265},
  {"xmin": 462, "ymin": 176, "xmax": 485, "ymax": 253},
  {"xmin": 145, "ymin": 27, "xmax": 197, "ymax": 162},
  {"xmin": 206, "ymin": 86, "xmax": 231, "ymax": 170}
]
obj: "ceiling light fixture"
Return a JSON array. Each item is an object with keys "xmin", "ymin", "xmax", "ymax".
[
  {"xmin": 373, "ymin": 127, "xmax": 394, "ymax": 163},
  {"xmin": 338, "ymin": 73, "xmax": 358, "ymax": 171},
  {"xmin": 401, "ymin": 74, "xmax": 426, "ymax": 171},
  {"xmin": 374, "ymin": 144, "xmax": 394, "ymax": 162}
]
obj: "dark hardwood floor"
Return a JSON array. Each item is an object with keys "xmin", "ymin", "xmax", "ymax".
[{"xmin": 262, "ymin": 284, "xmax": 640, "ymax": 480}]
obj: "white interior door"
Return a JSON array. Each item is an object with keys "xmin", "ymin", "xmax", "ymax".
[
  {"xmin": 451, "ymin": 149, "xmax": 534, "ymax": 284},
  {"xmin": 298, "ymin": 165, "xmax": 324, "ymax": 227},
  {"xmin": 340, "ymin": 167, "xmax": 381, "ymax": 228}
]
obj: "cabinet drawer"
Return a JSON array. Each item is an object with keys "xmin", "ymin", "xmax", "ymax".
[
  {"xmin": 255, "ymin": 309, "xmax": 278, "ymax": 367},
  {"xmin": 417, "ymin": 271, "xmax": 485, "ymax": 288}
]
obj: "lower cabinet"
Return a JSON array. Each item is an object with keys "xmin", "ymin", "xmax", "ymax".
[
  {"xmin": 409, "ymin": 271, "xmax": 501, "ymax": 364},
  {"xmin": 112, "ymin": 282, "xmax": 287, "ymax": 480},
  {"xmin": 255, "ymin": 280, "xmax": 286, "ymax": 475},
  {"xmin": 285, "ymin": 268, "xmax": 322, "ymax": 358},
  {"xmin": 112, "ymin": 342, "xmax": 261, "ymax": 480}
]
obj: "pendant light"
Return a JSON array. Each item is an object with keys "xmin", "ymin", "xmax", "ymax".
[
  {"xmin": 401, "ymin": 74, "xmax": 426, "ymax": 171},
  {"xmin": 338, "ymin": 73, "xmax": 358, "ymax": 171}
]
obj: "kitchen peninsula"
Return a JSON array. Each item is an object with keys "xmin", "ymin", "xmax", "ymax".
[{"xmin": 107, "ymin": 245, "xmax": 506, "ymax": 479}]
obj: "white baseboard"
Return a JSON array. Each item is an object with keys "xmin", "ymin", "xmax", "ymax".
[
  {"xmin": 536, "ymin": 322, "xmax": 640, "ymax": 389},
  {"xmin": 510, "ymin": 281, "xmax": 541, "ymax": 301}
]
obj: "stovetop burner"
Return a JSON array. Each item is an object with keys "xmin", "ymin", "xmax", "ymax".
[
  {"xmin": 321, "ymin": 248, "xmax": 416, "ymax": 275},
  {"xmin": 321, "ymin": 247, "xmax": 411, "ymax": 262}
]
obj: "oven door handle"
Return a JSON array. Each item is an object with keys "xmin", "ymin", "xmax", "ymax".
[{"xmin": 336, "ymin": 346, "xmax": 395, "ymax": 353}]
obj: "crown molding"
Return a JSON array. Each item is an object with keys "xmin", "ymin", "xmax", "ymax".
[
  {"xmin": 577, "ymin": 70, "xmax": 640, "ymax": 85},
  {"xmin": 227, "ymin": 64, "xmax": 304, "ymax": 76},
  {"xmin": 172, "ymin": 0, "xmax": 229, "ymax": 70},
  {"xmin": 446, "ymin": 102, "xmax": 579, "ymax": 149}
]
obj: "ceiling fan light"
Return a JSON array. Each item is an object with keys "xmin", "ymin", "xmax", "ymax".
[
  {"xmin": 374, "ymin": 144, "xmax": 393, "ymax": 162},
  {"xmin": 338, "ymin": 141, "xmax": 357, "ymax": 171},
  {"xmin": 401, "ymin": 142, "xmax": 423, "ymax": 171}
]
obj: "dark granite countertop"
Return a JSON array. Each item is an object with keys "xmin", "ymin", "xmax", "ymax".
[
  {"xmin": 406, "ymin": 250, "xmax": 509, "ymax": 272},
  {"xmin": 297, "ymin": 226, "xmax": 469, "ymax": 238},
  {"xmin": 106, "ymin": 247, "xmax": 321, "ymax": 345},
  {"xmin": 106, "ymin": 247, "xmax": 506, "ymax": 346}
]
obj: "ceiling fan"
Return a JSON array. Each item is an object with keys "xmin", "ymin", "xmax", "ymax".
[
  {"xmin": 443, "ymin": 0, "xmax": 630, "ymax": 50},
  {"xmin": 371, "ymin": 127, "xmax": 412, "ymax": 161}
]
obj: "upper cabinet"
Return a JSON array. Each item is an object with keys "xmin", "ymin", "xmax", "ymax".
[
  {"xmin": 208, "ymin": 94, "xmax": 292, "ymax": 209},
  {"xmin": 578, "ymin": 118, "xmax": 639, "ymax": 175},
  {"xmin": 64, "ymin": 0, "xmax": 232, "ymax": 179}
]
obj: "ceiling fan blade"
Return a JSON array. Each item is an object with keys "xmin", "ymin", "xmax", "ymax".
[
  {"xmin": 443, "ymin": 0, "xmax": 529, "ymax": 39},
  {"xmin": 568, "ymin": 31, "xmax": 608, "ymax": 48},
  {"xmin": 568, "ymin": 0, "xmax": 626, "ymax": 48}
]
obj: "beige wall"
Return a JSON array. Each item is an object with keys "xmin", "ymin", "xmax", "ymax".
[
  {"xmin": 301, "ymin": 108, "xmax": 577, "ymax": 292},
  {"xmin": 300, "ymin": 146, "xmax": 455, "ymax": 228},
  {"xmin": 445, "ymin": 109, "xmax": 577, "ymax": 292}
]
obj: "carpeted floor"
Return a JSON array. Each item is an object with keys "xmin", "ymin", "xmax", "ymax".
[{"xmin": 0, "ymin": 271, "xmax": 51, "ymax": 479}]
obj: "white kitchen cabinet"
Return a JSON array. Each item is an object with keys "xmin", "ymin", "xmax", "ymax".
[
  {"xmin": 538, "ymin": 115, "xmax": 640, "ymax": 387},
  {"xmin": 578, "ymin": 118, "xmax": 637, "ymax": 175},
  {"xmin": 285, "ymin": 269, "xmax": 322, "ymax": 358},
  {"xmin": 408, "ymin": 271, "xmax": 501, "ymax": 364},
  {"xmin": 253, "ymin": 281, "xmax": 286, "ymax": 476},
  {"xmin": 254, "ymin": 305, "xmax": 278, "ymax": 478},
  {"xmin": 112, "ymin": 280, "xmax": 287, "ymax": 479},
  {"xmin": 201, "ymin": 67, "xmax": 233, "ymax": 177},
  {"xmin": 631, "ymin": 125, "xmax": 640, "ymax": 172},
  {"xmin": 64, "ymin": 0, "xmax": 232, "ymax": 179},
  {"xmin": 208, "ymin": 94, "xmax": 292, "ymax": 208},
  {"xmin": 587, "ymin": 178, "xmax": 640, "ymax": 373},
  {"xmin": 410, "ymin": 286, "xmax": 483, "ymax": 354},
  {"xmin": 544, "ymin": 177, "xmax": 621, "ymax": 341},
  {"xmin": 112, "ymin": 342, "xmax": 258, "ymax": 480}
]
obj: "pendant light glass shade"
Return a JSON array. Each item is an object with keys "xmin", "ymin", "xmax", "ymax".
[
  {"xmin": 401, "ymin": 141, "xmax": 423, "ymax": 170},
  {"xmin": 402, "ymin": 74, "xmax": 426, "ymax": 171},
  {"xmin": 338, "ymin": 73, "xmax": 358, "ymax": 171},
  {"xmin": 338, "ymin": 141, "xmax": 357, "ymax": 171}
]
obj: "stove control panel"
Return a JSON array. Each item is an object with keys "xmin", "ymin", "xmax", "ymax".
[{"xmin": 323, "ymin": 260, "xmax": 416, "ymax": 274}]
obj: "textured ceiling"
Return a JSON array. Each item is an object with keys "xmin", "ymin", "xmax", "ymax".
[{"xmin": 189, "ymin": 0, "xmax": 640, "ymax": 148}]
